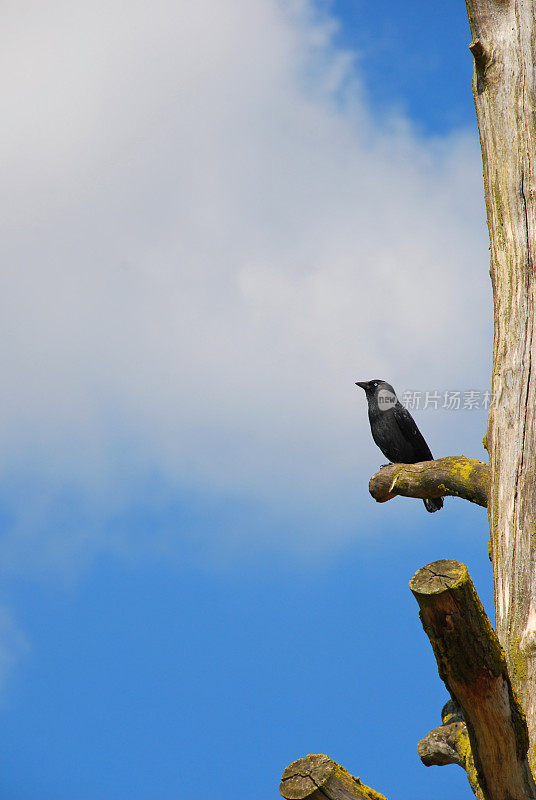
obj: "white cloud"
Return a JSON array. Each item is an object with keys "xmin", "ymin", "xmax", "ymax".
[{"xmin": 0, "ymin": 0, "xmax": 491, "ymax": 570}]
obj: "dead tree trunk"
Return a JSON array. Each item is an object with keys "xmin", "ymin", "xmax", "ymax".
[{"xmin": 466, "ymin": 0, "xmax": 536, "ymax": 765}]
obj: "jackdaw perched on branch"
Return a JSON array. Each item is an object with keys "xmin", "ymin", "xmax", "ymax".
[{"xmin": 356, "ymin": 379, "xmax": 444, "ymax": 513}]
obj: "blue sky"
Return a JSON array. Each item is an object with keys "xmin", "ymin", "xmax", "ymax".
[
  {"xmin": 333, "ymin": 0, "xmax": 476, "ymax": 134},
  {"xmin": 0, "ymin": 1, "xmax": 491, "ymax": 798}
]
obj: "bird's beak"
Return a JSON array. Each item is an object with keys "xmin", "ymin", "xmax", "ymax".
[{"xmin": 355, "ymin": 381, "xmax": 368, "ymax": 390}]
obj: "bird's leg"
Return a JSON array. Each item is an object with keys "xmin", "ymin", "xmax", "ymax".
[{"xmin": 380, "ymin": 462, "xmax": 394, "ymax": 469}]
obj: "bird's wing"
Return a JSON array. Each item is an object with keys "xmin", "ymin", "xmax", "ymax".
[{"xmin": 392, "ymin": 403, "xmax": 434, "ymax": 461}]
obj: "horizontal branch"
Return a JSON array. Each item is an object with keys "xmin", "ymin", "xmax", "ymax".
[
  {"xmin": 410, "ymin": 560, "xmax": 536, "ymax": 800},
  {"xmin": 418, "ymin": 699, "xmax": 484, "ymax": 800},
  {"xmin": 280, "ymin": 755, "xmax": 387, "ymax": 800},
  {"xmin": 369, "ymin": 456, "xmax": 489, "ymax": 507}
]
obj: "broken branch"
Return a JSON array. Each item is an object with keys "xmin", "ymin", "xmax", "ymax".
[
  {"xmin": 410, "ymin": 559, "xmax": 536, "ymax": 800},
  {"xmin": 369, "ymin": 456, "xmax": 489, "ymax": 507},
  {"xmin": 418, "ymin": 699, "xmax": 483, "ymax": 799}
]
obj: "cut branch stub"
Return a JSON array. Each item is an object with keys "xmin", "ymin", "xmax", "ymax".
[
  {"xmin": 368, "ymin": 456, "xmax": 489, "ymax": 507},
  {"xmin": 469, "ymin": 39, "xmax": 490, "ymax": 69},
  {"xmin": 418, "ymin": 700, "xmax": 467, "ymax": 769},
  {"xmin": 418, "ymin": 699, "xmax": 484, "ymax": 800},
  {"xmin": 280, "ymin": 755, "xmax": 387, "ymax": 800},
  {"xmin": 410, "ymin": 559, "xmax": 536, "ymax": 800}
]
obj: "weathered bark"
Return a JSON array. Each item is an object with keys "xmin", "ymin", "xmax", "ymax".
[
  {"xmin": 418, "ymin": 699, "xmax": 484, "ymax": 799},
  {"xmin": 280, "ymin": 755, "xmax": 387, "ymax": 800},
  {"xmin": 464, "ymin": 0, "xmax": 536, "ymax": 765},
  {"xmin": 410, "ymin": 559, "xmax": 535, "ymax": 800},
  {"xmin": 368, "ymin": 456, "xmax": 489, "ymax": 507}
]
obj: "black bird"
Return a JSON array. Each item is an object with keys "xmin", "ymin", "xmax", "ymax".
[{"xmin": 356, "ymin": 379, "xmax": 443, "ymax": 513}]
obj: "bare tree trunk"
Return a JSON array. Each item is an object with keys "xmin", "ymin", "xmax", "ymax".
[{"xmin": 465, "ymin": 0, "xmax": 536, "ymax": 765}]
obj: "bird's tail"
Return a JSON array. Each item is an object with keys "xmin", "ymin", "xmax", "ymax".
[{"xmin": 424, "ymin": 497, "xmax": 443, "ymax": 513}]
